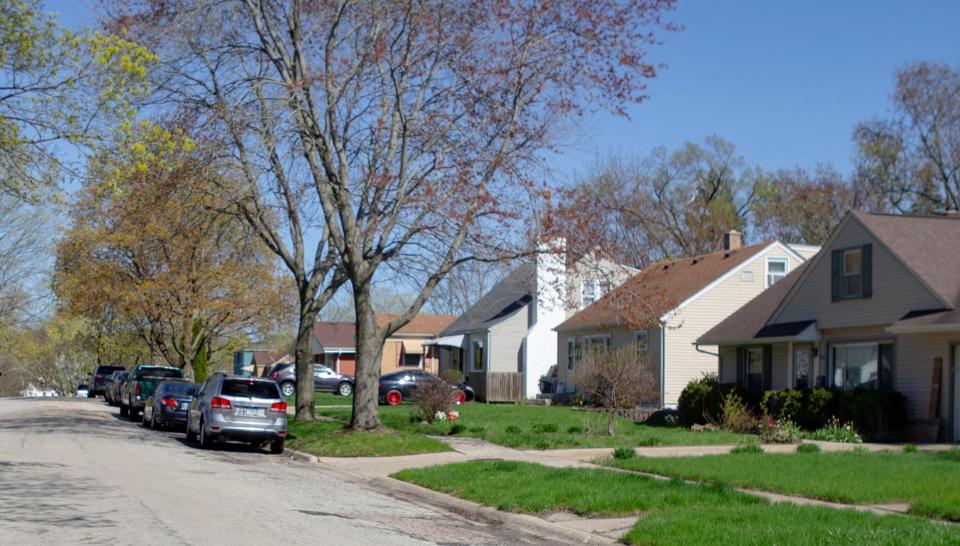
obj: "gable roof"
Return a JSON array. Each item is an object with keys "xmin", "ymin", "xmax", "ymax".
[
  {"xmin": 853, "ymin": 210, "xmax": 960, "ymax": 308},
  {"xmin": 557, "ymin": 242, "xmax": 772, "ymax": 331},
  {"xmin": 313, "ymin": 321, "xmax": 356, "ymax": 349},
  {"xmin": 698, "ymin": 260, "xmax": 812, "ymax": 344},
  {"xmin": 376, "ymin": 313, "xmax": 457, "ymax": 336},
  {"xmin": 442, "ymin": 263, "xmax": 533, "ymax": 335}
]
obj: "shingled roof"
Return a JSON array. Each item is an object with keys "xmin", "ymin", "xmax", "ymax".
[
  {"xmin": 557, "ymin": 242, "xmax": 772, "ymax": 331},
  {"xmin": 442, "ymin": 263, "xmax": 534, "ymax": 335},
  {"xmin": 376, "ymin": 313, "xmax": 456, "ymax": 336}
]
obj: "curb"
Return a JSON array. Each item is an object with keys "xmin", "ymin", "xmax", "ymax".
[{"xmin": 284, "ymin": 447, "xmax": 319, "ymax": 464}]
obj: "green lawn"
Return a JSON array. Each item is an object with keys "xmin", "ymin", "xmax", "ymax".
[
  {"xmin": 285, "ymin": 419, "xmax": 450, "ymax": 457},
  {"xmin": 284, "ymin": 392, "xmax": 352, "ymax": 407},
  {"xmin": 392, "ymin": 461, "xmax": 958, "ymax": 545},
  {"xmin": 602, "ymin": 449, "xmax": 960, "ymax": 521},
  {"xmin": 317, "ymin": 403, "xmax": 751, "ymax": 449}
]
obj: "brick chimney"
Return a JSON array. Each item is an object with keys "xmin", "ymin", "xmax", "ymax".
[{"xmin": 723, "ymin": 230, "xmax": 742, "ymax": 251}]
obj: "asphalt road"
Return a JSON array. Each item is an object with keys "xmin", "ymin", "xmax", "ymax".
[{"xmin": 0, "ymin": 397, "xmax": 550, "ymax": 545}]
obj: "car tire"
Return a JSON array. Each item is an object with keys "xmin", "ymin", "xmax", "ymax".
[
  {"xmin": 337, "ymin": 382, "xmax": 353, "ymax": 396},
  {"xmin": 199, "ymin": 419, "xmax": 212, "ymax": 449},
  {"xmin": 185, "ymin": 418, "xmax": 197, "ymax": 443},
  {"xmin": 385, "ymin": 389, "xmax": 403, "ymax": 406},
  {"xmin": 119, "ymin": 404, "xmax": 128, "ymax": 417},
  {"xmin": 129, "ymin": 407, "xmax": 139, "ymax": 421},
  {"xmin": 270, "ymin": 439, "xmax": 285, "ymax": 455},
  {"xmin": 280, "ymin": 381, "xmax": 295, "ymax": 398}
]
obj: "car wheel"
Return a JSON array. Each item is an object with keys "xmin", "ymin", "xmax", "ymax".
[
  {"xmin": 453, "ymin": 390, "xmax": 467, "ymax": 405},
  {"xmin": 199, "ymin": 419, "xmax": 212, "ymax": 449},
  {"xmin": 270, "ymin": 439, "xmax": 285, "ymax": 455},
  {"xmin": 280, "ymin": 381, "xmax": 295, "ymax": 398},
  {"xmin": 119, "ymin": 404, "xmax": 128, "ymax": 417},
  {"xmin": 129, "ymin": 407, "xmax": 139, "ymax": 421},
  {"xmin": 337, "ymin": 382, "xmax": 353, "ymax": 396},
  {"xmin": 185, "ymin": 417, "xmax": 197, "ymax": 443},
  {"xmin": 385, "ymin": 389, "xmax": 403, "ymax": 406}
]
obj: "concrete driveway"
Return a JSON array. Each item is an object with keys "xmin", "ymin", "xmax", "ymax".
[{"xmin": 0, "ymin": 397, "xmax": 552, "ymax": 545}]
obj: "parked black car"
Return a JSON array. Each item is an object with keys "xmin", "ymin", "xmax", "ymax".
[
  {"xmin": 378, "ymin": 371, "xmax": 474, "ymax": 405},
  {"xmin": 269, "ymin": 363, "xmax": 354, "ymax": 398},
  {"xmin": 91, "ymin": 365, "xmax": 125, "ymax": 398},
  {"xmin": 105, "ymin": 371, "xmax": 129, "ymax": 406},
  {"xmin": 143, "ymin": 381, "xmax": 198, "ymax": 430}
]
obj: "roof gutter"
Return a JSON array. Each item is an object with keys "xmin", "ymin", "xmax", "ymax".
[
  {"xmin": 694, "ymin": 343, "xmax": 718, "ymax": 357},
  {"xmin": 886, "ymin": 323, "xmax": 960, "ymax": 335}
]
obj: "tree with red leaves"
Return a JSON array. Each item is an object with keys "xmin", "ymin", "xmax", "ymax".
[{"xmin": 107, "ymin": 0, "xmax": 677, "ymax": 429}]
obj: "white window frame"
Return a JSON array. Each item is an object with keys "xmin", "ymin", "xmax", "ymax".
[
  {"xmin": 566, "ymin": 337, "xmax": 577, "ymax": 370},
  {"xmin": 582, "ymin": 334, "xmax": 611, "ymax": 351},
  {"xmin": 635, "ymin": 330, "xmax": 649, "ymax": 354},
  {"xmin": 828, "ymin": 340, "xmax": 894, "ymax": 390},
  {"xmin": 841, "ymin": 248, "xmax": 863, "ymax": 299},
  {"xmin": 580, "ymin": 279, "xmax": 600, "ymax": 308},
  {"xmin": 470, "ymin": 338, "xmax": 485, "ymax": 372},
  {"xmin": 765, "ymin": 257, "xmax": 789, "ymax": 288}
]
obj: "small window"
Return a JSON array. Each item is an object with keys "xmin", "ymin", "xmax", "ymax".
[
  {"xmin": 741, "ymin": 271, "xmax": 754, "ymax": 282},
  {"xmin": 566, "ymin": 338, "xmax": 577, "ymax": 370},
  {"xmin": 842, "ymin": 248, "xmax": 862, "ymax": 298},
  {"xmin": 581, "ymin": 279, "xmax": 599, "ymax": 307},
  {"xmin": 766, "ymin": 258, "xmax": 788, "ymax": 287},
  {"xmin": 402, "ymin": 353, "xmax": 422, "ymax": 367},
  {"xmin": 471, "ymin": 340, "xmax": 484, "ymax": 371},
  {"xmin": 635, "ymin": 331, "xmax": 649, "ymax": 354}
]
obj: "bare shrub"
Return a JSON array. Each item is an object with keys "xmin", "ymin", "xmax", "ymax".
[
  {"xmin": 574, "ymin": 345, "xmax": 658, "ymax": 436},
  {"xmin": 412, "ymin": 377, "xmax": 455, "ymax": 424},
  {"xmin": 713, "ymin": 392, "xmax": 758, "ymax": 434}
]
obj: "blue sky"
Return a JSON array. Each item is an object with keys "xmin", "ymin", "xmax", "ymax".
[{"xmin": 47, "ymin": 0, "xmax": 958, "ymax": 182}]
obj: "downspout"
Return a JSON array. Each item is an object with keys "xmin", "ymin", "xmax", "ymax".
[
  {"xmin": 694, "ymin": 344, "xmax": 719, "ymax": 357},
  {"xmin": 659, "ymin": 326, "xmax": 666, "ymax": 408}
]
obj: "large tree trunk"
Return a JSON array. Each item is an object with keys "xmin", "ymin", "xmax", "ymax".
[
  {"xmin": 350, "ymin": 285, "xmax": 384, "ymax": 431},
  {"xmin": 294, "ymin": 305, "xmax": 316, "ymax": 421}
]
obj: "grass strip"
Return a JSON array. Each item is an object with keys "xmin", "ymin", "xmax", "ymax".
[
  {"xmin": 392, "ymin": 460, "xmax": 960, "ymax": 545},
  {"xmin": 602, "ymin": 449, "xmax": 960, "ymax": 521},
  {"xmin": 286, "ymin": 419, "xmax": 450, "ymax": 457}
]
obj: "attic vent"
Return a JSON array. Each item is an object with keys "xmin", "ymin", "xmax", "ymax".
[
  {"xmin": 691, "ymin": 258, "xmax": 700, "ymax": 265},
  {"xmin": 662, "ymin": 264, "xmax": 670, "ymax": 270},
  {"xmin": 723, "ymin": 252, "xmax": 732, "ymax": 259}
]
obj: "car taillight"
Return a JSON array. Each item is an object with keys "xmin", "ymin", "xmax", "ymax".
[
  {"xmin": 95, "ymin": 375, "xmax": 103, "ymax": 381},
  {"xmin": 134, "ymin": 384, "xmax": 141, "ymax": 396},
  {"xmin": 270, "ymin": 401, "xmax": 287, "ymax": 413},
  {"xmin": 162, "ymin": 397, "xmax": 178, "ymax": 408},
  {"xmin": 271, "ymin": 371, "xmax": 278, "ymax": 379},
  {"xmin": 211, "ymin": 396, "xmax": 231, "ymax": 409}
]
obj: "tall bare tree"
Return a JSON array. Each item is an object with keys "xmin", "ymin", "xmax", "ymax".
[
  {"xmin": 110, "ymin": 0, "xmax": 677, "ymax": 428},
  {"xmin": 854, "ymin": 62, "xmax": 960, "ymax": 214}
]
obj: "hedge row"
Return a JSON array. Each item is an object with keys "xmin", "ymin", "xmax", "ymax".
[{"xmin": 677, "ymin": 375, "xmax": 908, "ymax": 441}]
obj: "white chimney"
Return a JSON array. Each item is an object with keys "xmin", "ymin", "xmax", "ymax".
[{"xmin": 524, "ymin": 238, "xmax": 566, "ymax": 399}]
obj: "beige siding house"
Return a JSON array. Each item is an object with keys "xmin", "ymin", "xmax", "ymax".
[
  {"xmin": 556, "ymin": 234, "xmax": 815, "ymax": 407},
  {"xmin": 700, "ymin": 211, "xmax": 960, "ymax": 442}
]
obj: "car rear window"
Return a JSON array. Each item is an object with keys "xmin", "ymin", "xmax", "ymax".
[
  {"xmin": 96, "ymin": 366, "xmax": 124, "ymax": 375},
  {"xmin": 162, "ymin": 383, "xmax": 198, "ymax": 396},
  {"xmin": 221, "ymin": 379, "xmax": 280, "ymax": 399},
  {"xmin": 136, "ymin": 367, "xmax": 183, "ymax": 379}
]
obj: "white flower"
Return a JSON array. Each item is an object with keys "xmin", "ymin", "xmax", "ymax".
[{"xmin": 434, "ymin": 411, "xmax": 448, "ymax": 422}]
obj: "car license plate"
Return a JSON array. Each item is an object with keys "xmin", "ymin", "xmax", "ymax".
[
  {"xmin": 238, "ymin": 407, "xmax": 263, "ymax": 417},
  {"xmin": 180, "ymin": 403, "xmax": 189, "ymax": 411}
]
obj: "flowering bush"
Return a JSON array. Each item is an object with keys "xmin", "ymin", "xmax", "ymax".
[
  {"xmin": 804, "ymin": 416, "xmax": 863, "ymax": 443},
  {"xmin": 758, "ymin": 417, "xmax": 802, "ymax": 443},
  {"xmin": 715, "ymin": 392, "xmax": 758, "ymax": 434}
]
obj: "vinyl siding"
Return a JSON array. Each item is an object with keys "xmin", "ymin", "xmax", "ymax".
[
  {"xmin": 488, "ymin": 306, "xmax": 528, "ymax": 373},
  {"xmin": 719, "ymin": 346, "xmax": 737, "ymax": 383},
  {"xmin": 555, "ymin": 326, "xmax": 661, "ymax": 398},
  {"xmin": 772, "ymin": 219, "xmax": 944, "ymax": 328},
  {"xmin": 772, "ymin": 343, "xmax": 790, "ymax": 390},
  {"xmin": 662, "ymin": 246, "xmax": 804, "ymax": 405},
  {"xmin": 895, "ymin": 332, "xmax": 955, "ymax": 420}
]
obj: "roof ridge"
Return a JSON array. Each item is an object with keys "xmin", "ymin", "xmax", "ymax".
[{"xmin": 857, "ymin": 210, "xmax": 960, "ymax": 221}]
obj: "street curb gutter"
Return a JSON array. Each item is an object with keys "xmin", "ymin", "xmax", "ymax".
[{"xmin": 284, "ymin": 447, "xmax": 612, "ymax": 545}]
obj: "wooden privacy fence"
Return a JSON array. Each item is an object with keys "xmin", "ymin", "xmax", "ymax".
[{"xmin": 483, "ymin": 372, "xmax": 525, "ymax": 402}]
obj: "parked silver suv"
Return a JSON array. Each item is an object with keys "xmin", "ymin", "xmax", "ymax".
[{"xmin": 186, "ymin": 373, "xmax": 288, "ymax": 454}]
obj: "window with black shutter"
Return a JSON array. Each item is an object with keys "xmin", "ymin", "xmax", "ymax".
[{"xmin": 831, "ymin": 244, "xmax": 873, "ymax": 301}]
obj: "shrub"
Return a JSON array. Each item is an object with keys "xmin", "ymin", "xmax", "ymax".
[
  {"xmin": 902, "ymin": 443, "xmax": 918, "ymax": 453},
  {"xmin": 804, "ymin": 416, "xmax": 863, "ymax": 443},
  {"xmin": 566, "ymin": 425, "xmax": 584, "ymax": 434},
  {"xmin": 730, "ymin": 443, "xmax": 763, "ymax": 454},
  {"xmin": 613, "ymin": 447, "xmax": 636, "ymax": 459},
  {"xmin": 758, "ymin": 417, "xmax": 802, "ymax": 443},
  {"xmin": 796, "ymin": 443, "xmax": 821, "ymax": 453},
  {"xmin": 505, "ymin": 425, "xmax": 521, "ymax": 434},
  {"xmin": 440, "ymin": 368, "xmax": 463, "ymax": 384},
  {"xmin": 412, "ymin": 376, "xmax": 456, "ymax": 424},
  {"xmin": 837, "ymin": 389, "xmax": 908, "ymax": 441},
  {"xmin": 534, "ymin": 440, "xmax": 550, "ymax": 450},
  {"xmin": 677, "ymin": 374, "xmax": 729, "ymax": 427},
  {"xmin": 762, "ymin": 388, "xmax": 837, "ymax": 430},
  {"xmin": 532, "ymin": 423, "xmax": 560, "ymax": 434},
  {"xmin": 716, "ymin": 392, "xmax": 758, "ymax": 434},
  {"xmin": 449, "ymin": 423, "xmax": 466, "ymax": 435},
  {"xmin": 574, "ymin": 345, "xmax": 658, "ymax": 436}
]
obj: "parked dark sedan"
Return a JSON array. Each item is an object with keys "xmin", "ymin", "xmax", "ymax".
[
  {"xmin": 269, "ymin": 363, "xmax": 354, "ymax": 398},
  {"xmin": 143, "ymin": 380, "xmax": 198, "ymax": 430},
  {"xmin": 105, "ymin": 371, "xmax": 128, "ymax": 406},
  {"xmin": 378, "ymin": 371, "xmax": 473, "ymax": 405}
]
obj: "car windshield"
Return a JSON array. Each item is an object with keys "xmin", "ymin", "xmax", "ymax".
[
  {"xmin": 137, "ymin": 367, "xmax": 183, "ymax": 379},
  {"xmin": 162, "ymin": 383, "xmax": 198, "ymax": 396},
  {"xmin": 221, "ymin": 379, "xmax": 280, "ymax": 399}
]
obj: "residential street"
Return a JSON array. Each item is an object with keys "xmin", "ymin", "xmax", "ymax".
[{"xmin": 0, "ymin": 398, "xmax": 553, "ymax": 545}]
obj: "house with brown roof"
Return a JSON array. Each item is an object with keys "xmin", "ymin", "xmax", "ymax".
[
  {"xmin": 312, "ymin": 313, "xmax": 456, "ymax": 376},
  {"xmin": 556, "ymin": 233, "xmax": 817, "ymax": 407},
  {"xmin": 699, "ymin": 211, "xmax": 960, "ymax": 442}
]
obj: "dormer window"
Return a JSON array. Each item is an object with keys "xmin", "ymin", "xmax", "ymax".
[
  {"xmin": 831, "ymin": 244, "xmax": 873, "ymax": 301},
  {"xmin": 766, "ymin": 258, "xmax": 788, "ymax": 287}
]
